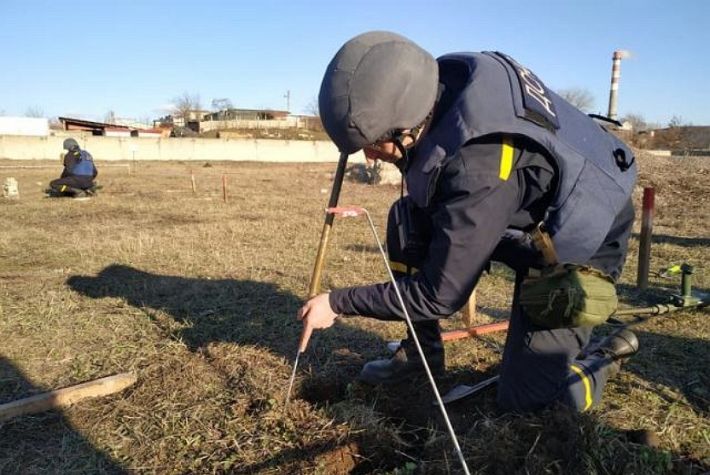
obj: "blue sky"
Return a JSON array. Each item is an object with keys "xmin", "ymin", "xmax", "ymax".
[{"xmin": 1, "ymin": 0, "xmax": 708, "ymax": 126}]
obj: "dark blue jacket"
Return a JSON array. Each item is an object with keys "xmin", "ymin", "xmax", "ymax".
[
  {"xmin": 63, "ymin": 150, "xmax": 97, "ymax": 178},
  {"xmin": 408, "ymin": 52, "xmax": 637, "ymax": 264},
  {"xmin": 329, "ymin": 52, "xmax": 637, "ymax": 321},
  {"xmin": 71, "ymin": 150, "xmax": 96, "ymax": 176}
]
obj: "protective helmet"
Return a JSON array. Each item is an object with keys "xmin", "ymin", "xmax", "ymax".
[
  {"xmin": 318, "ymin": 31, "xmax": 439, "ymax": 154},
  {"xmin": 63, "ymin": 138, "xmax": 80, "ymax": 151}
]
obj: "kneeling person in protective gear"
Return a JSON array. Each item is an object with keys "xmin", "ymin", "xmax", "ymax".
[
  {"xmin": 297, "ymin": 31, "xmax": 639, "ymax": 413},
  {"xmin": 49, "ymin": 138, "xmax": 98, "ymax": 197}
]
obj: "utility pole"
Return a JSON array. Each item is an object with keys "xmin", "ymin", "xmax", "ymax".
[{"xmin": 284, "ymin": 90, "xmax": 290, "ymax": 113}]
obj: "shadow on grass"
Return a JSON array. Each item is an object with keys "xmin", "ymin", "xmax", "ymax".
[
  {"xmin": 66, "ymin": 264, "xmax": 406, "ymax": 472},
  {"xmin": 64, "ymin": 265, "xmax": 709, "ymax": 473},
  {"xmin": 625, "ymin": 329, "xmax": 709, "ymax": 415},
  {"xmin": 66, "ymin": 264, "xmax": 384, "ymax": 386},
  {"xmin": 66, "ymin": 263, "xmax": 387, "ymax": 361},
  {"xmin": 0, "ymin": 358, "xmax": 126, "ymax": 474},
  {"xmin": 632, "ymin": 232, "xmax": 710, "ymax": 248}
]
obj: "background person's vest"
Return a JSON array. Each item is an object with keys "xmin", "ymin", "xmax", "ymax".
[
  {"xmin": 408, "ymin": 52, "xmax": 637, "ymax": 264},
  {"xmin": 71, "ymin": 150, "xmax": 95, "ymax": 177}
]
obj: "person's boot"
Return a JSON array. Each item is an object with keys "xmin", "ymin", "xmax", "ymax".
[
  {"xmin": 359, "ymin": 320, "xmax": 445, "ymax": 385},
  {"xmin": 598, "ymin": 328, "xmax": 639, "ymax": 359},
  {"xmin": 597, "ymin": 328, "xmax": 639, "ymax": 377},
  {"xmin": 358, "ymin": 343, "xmax": 445, "ymax": 385}
]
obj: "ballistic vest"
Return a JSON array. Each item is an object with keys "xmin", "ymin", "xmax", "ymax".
[
  {"xmin": 71, "ymin": 150, "xmax": 95, "ymax": 177},
  {"xmin": 408, "ymin": 52, "xmax": 637, "ymax": 264}
]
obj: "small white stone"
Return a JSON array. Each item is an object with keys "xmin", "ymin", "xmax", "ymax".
[{"xmin": 3, "ymin": 177, "xmax": 19, "ymax": 199}]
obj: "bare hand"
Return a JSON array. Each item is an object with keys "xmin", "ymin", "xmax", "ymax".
[
  {"xmin": 297, "ymin": 293, "xmax": 339, "ymax": 330},
  {"xmin": 295, "ymin": 293, "xmax": 339, "ymax": 352}
]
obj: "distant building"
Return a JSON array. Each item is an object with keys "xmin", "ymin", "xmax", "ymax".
[
  {"xmin": 203, "ymin": 108, "xmax": 290, "ymax": 121},
  {"xmin": 202, "ymin": 109, "xmax": 289, "ymax": 120},
  {"xmin": 0, "ymin": 117, "xmax": 49, "ymax": 136},
  {"xmin": 153, "ymin": 110, "xmax": 209, "ymax": 133},
  {"xmin": 59, "ymin": 117, "xmax": 164, "ymax": 137},
  {"xmin": 290, "ymin": 114, "xmax": 322, "ymax": 131},
  {"xmin": 153, "ymin": 108, "xmax": 321, "ymax": 136}
]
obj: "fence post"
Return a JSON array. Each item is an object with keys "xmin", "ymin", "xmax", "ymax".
[
  {"xmin": 222, "ymin": 174, "xmax": 228, "ymax": 203},
  {"xmin": 637, "ymin": 187, "xmax": 655, "ymax": 290}
]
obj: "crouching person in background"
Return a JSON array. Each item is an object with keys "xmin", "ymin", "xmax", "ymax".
[{"xmin": 48, "ymin": 138, "xmax": 98, "ymax": 198}]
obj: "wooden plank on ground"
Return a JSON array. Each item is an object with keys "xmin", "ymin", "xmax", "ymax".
[{"xmin": 0, "ymin": 372, "xmax": 137, "ymax": 422}]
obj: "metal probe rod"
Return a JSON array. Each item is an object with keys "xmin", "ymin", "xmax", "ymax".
[
  {"xmin": 284, "ymin": 351, "xmax": 301, "ymax": 406},
  {"xmin": 284, "ymin": 325, "xmax": 314, "ymax": 407},
  {"xmin": 327, "ymin": 206, "xmax": 471, "ymax": 475}
]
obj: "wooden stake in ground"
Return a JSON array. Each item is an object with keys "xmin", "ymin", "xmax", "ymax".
[
  {"xmin": 222, "ymin": 174, "xmax": 228, "ymax": 203},
  {"xmin": 0, "ymin": 372, "xmax": 137, "ymax": 422},
  {"xmin": 191, "ymin": 170, "xmax": 196, "ymax": 194}
]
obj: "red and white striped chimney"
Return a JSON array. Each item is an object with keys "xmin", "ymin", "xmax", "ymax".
[{"xmin": 607, "ymin": 50, "xmax": 631, "ymax": 120}]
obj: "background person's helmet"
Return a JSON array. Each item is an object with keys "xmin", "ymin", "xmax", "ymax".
[
  {"xmin": 318, "ymin": 31, "xmax": 439, "ymax": 154},
  {"xmin": 63, "ymin": 138, "xmax": 80, "ymax": 151}
]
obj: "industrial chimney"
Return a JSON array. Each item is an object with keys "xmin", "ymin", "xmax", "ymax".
[{"xmin": 607, "ymin": 50, "xmax": 631, "ymax": 120}]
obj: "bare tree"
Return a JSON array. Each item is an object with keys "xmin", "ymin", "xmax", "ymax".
[
  {"xmin": 49, "ymin": 117, "xmax": 62, "ymax": 130},
  {"xmin": 211, "ymin": 98, "xmax": 233, "ymax": 111},
  {"xmin": 171, "ymin": 92, "xmax": 202, "ymax": 120},
  {"xmin": 104, "ymin": 110, "xmax": 116, "ymax": 124},
  {"xmin": 668, "ymin": 115, "xmax": 685, "ymax": 128},
  {"xmin": 305, "ymin": 96, "xmax": 319, "ymax": 117},
  {"xmin": 557, "ymin": 88, "xmax": 595, "ymax": 112},
  {"xmin": 621, "ymin": 113, "xmax": 647, "ymax": 131},
  {"xmin": 25, "ymin": 106, "xmax": 44, "ymax": 118},
  {"xmin": 211, "ymin": 98, "xmax": 233, "ymax": 120}
]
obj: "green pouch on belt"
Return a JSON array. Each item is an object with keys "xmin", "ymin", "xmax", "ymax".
[{"xmin": 520, "ymin": 264, "xmax": 618, "ymax": 328}]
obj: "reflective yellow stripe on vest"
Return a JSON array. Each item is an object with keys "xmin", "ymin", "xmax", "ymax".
[
  {"xmin": 570, "ymin": 364, "xmax": 593, "ymax": 411},
  {"xmin": 499, "ymin": 136, "xmax": 514, "ymax": 181},
  {"xmin": 389, "ymin": 261, "xmax": 418, "ymax": 275}
]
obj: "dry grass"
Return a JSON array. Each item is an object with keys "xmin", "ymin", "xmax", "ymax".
[{"xmin": 0, "ymin": 153, "xmax": 707, "ymax": 474}]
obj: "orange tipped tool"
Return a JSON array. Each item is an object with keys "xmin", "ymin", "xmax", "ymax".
[
  {"xmin": 326, "ymin": 206, "xmax": 366, "ymax": 218},
  {"xmin": 298, "ymin": 322, "xmax": 313, "ymax": 353}
]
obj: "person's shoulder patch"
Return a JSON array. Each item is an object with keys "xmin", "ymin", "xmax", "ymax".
[{"xmin": 494, "ymin": 52, "xmax": 560, "ymax": 131}]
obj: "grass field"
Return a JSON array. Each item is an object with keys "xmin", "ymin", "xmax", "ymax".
[{"xmin": 0, "ymin": 153, "xmax": 707, "ymax": 474}]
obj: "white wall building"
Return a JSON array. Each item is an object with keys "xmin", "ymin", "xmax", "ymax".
[{"xmin": 0, "ymin": 117, "xmax": 49, "ymax": 136}]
